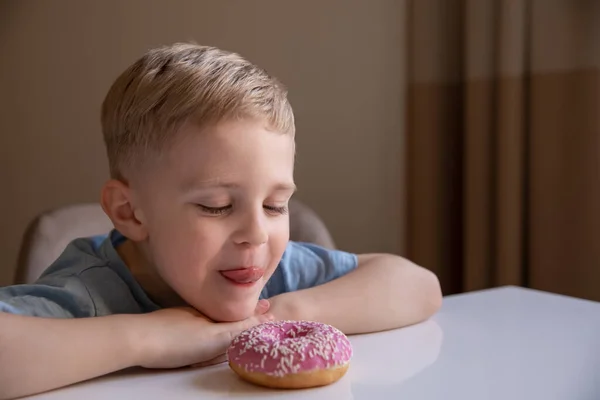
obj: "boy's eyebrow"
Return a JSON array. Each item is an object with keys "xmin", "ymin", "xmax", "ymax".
[
  {"xmin": 182, "ymin": 180, "xmax": 297, "ymax": 193},
  {"xmin": 276, "ymin": 183, "xmax": 298, "ymax": 192}
]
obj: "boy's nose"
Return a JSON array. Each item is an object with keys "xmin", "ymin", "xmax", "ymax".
[{"xmin": 233, "ymin": 212, "xmax": 268, "ymax": 246}]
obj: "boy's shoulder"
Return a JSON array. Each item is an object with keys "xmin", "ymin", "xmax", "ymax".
[
  {"xmin": 262, "ymin": 241, "xmax": 358, "ymax": 299},
  {"xmin": 36, "ymin": 234, "xmax": 114, "ymax": 279},
  {"xmin": 0, "ymin": 231, "xmax": 158, "ymax": 318},
  {"xmin": 279, "ymin": 241, "xmax": 358, "ymax": 270}
]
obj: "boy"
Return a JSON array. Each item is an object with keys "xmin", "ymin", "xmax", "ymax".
[{"xmin": 0, "ymin": 43, "xmax": 442, "ymax": 399}]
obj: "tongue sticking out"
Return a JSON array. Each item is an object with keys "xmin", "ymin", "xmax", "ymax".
[{"xmin": 220, "ymin": 267, "xmax": 264, "ymax": 283}]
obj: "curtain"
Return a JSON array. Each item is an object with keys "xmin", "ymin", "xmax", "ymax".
[{"xmin": 405, "ymin": 0, "xmax": 600, "ymax": 300}]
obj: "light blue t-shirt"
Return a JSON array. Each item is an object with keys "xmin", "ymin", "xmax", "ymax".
[{"xmin": 0, "ymin": 230, "xmax": 358, "ymax": 318}]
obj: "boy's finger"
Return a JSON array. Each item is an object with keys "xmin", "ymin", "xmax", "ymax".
[
  {"xmin": 254, "ymin": 299, "xmax": 270, "ymax": 315},
  {"xmin": 215, "ymin": 313, "xmax": 273, "ymax": 350},
  {"xmin": 189, "ymin": 353, "xmax": 228, "ymax": 368},
  {"xmin": 232, "ymin": 313, "xmax": 273, "ymax": 335}
]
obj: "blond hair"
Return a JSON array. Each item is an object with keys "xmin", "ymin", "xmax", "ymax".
[{"xmin": 101, "ymin": 43, "xmax": 295, "ymax": 179}]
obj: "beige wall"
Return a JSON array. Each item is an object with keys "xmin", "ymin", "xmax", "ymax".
[{"xmin": 0, "ymin": 0, "xmax": 407, "ymax": 286}]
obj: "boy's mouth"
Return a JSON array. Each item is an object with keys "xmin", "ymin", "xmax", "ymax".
[{"xmin": 219, "ymin": 267, "xmax": 265, "ymax": 285}]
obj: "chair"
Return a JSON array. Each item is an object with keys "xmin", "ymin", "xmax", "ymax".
[{"xmin": 14, "ymin": 199, "xmax": 335, "ymax": 284}]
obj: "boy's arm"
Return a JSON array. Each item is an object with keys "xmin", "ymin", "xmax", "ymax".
[
  {"xmin": 268, "ymin": 254, "xmax": 442, "ymax": 334},
  {"xmin": 0, "ymin": 312, "xmax": 138, "ymax": 399},
  {"xmin": 0, "ymin": 307, "xmax": 271, "ymax": 399}
]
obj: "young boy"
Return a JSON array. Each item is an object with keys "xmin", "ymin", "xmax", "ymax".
[{"xmin": 0, "ymin": 43, "xmax": 442, "ymax": 399}]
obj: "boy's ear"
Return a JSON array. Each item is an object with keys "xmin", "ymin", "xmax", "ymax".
[{"xmin": 100, "ymin": 179, "xmax": 148, "ymax": 242}]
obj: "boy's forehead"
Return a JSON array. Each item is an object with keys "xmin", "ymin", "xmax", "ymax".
[
  {"xmin": 155, "ymin": 119, "xmax": 295, "ymax": 189},
  {"xmin": 172, "ymin": 119, "xmax": 294, "ymax": 153}
]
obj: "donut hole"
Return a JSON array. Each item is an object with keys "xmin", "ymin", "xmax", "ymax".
[{"xmin": 284, "ymin": 328, "xmax": 311, "ymax": 339}]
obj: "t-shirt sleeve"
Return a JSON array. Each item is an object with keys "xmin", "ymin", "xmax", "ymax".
[
  {"xmin": 262, "ymin": 241, "xmax": 358, "ymax": 298},
  {"xmin": 0, "ymin": 274, "xmax": 96, "ymax": 318}
]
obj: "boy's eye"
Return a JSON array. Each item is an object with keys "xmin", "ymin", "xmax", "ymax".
[
  {"xmin": 264, "ymin": 205, "xmax": 288, "ymax": 215},
  {"xmin": 197, "ymin": 204, "xmax": 232, "ymax": 215},
  {"xmin": 196, "ymin": 204, "xmax": 288, "ymax": 216}
]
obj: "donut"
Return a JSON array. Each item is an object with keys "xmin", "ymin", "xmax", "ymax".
[{"xmin": 227, "ymin": 320, "xmax": 352, "ymax": 389}]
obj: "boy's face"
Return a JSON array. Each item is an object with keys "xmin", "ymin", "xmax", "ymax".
[{"xmin": 132, "ymin": 119, "xmax": 296, "ymax": 322}]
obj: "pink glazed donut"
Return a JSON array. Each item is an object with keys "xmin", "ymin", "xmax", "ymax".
[{"xmin": 227, "ymin": 320, "xmax": 353, "ymax": 389}]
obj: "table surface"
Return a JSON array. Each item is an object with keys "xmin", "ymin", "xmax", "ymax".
[{"xmin": 26, "ymin": 286, "xmax": 600, "ymax": 400}]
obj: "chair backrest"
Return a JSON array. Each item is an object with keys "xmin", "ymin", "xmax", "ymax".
[{"xmin": 14, "ymin": 199, "xmax": 335, "ymax": 284}]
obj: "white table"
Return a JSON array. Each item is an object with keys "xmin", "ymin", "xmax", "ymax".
[{"xmin": 26, "ymin": 286, "xmax": 600, "ymax": 399}]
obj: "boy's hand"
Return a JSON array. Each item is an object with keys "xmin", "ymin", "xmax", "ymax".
[
  {"xmin": 263, "ymin": 294, "xmax": 305, "ymax": 322},
  {"xmin": 134, "ymin": 300, "xmax": 272, "ymax": 369}
]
